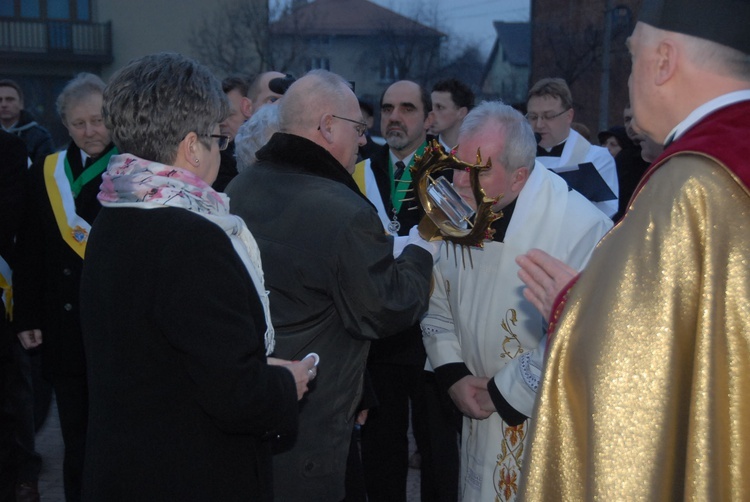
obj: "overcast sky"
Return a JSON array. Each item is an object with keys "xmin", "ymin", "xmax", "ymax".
[{"xmin": 370, "ymin": 0, "xmax": 530, "ymax": 58}]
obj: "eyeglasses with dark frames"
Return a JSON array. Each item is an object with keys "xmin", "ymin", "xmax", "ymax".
[
  {"xmin": 524, "ymin": 109, "xmax": 570, "ymax": 123},
  {"xmin": 318, "ymin": 115, "xmax": 368, "ymax": 137},
  {"xmin": 204, "ymin": 134, "xmax": 230, "ymax": 151}
]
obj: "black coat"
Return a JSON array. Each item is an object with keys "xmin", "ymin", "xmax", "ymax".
[
  {"xmin": 13, "ymin": 142, "xmax": 115, "ymax": 376},
  {"xmin": 212, "ymin": 141, "xmax": 239, "ymax": 192},
  {"xmin": 0, "ymin": 130, "xmax": 28, "ymax": 345},
  {"xmin": 613, "ymin": 146, "xmax": 650, "ymax": 222},
  {"xmin": 80, "ymin": 206, "xmax": 298, "ymax": 501},
  {"xmin": 226, "ymin": 133, "xmax": 433, "ymax": 501},
  {"xmin": 6, "ymin": 109, "xmax": 55, "ymax": 166}
]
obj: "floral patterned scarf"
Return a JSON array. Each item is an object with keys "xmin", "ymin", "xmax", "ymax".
[{"xmin": 99, "ymin": 154, "xmax": 275, "ymax": 354}]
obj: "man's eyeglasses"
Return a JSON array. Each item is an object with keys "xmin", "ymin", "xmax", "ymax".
[
  {"xmin": 525, "ymin": 109, "xmax": 570, "ymax": 123},
  {"xmin": 331, "ymin": 115, "xmax": 368, "ymax": 137},
  {"xmin": 205, "ymin": 134, "xmax": 230, "ymax": 151}
]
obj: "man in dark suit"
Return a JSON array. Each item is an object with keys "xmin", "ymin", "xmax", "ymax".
[
  {"xmin": 13, "ymin": 74, "xmax": 116, "ymax": 502},
  {"xmin": 360, "ymin": 80, "xmax": 459, "ymax": 502}
]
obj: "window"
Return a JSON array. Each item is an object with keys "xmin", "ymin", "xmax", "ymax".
[
  {"xmin": 75, "ymin": 0, "xmax": 87, "ymax": 20},
  {"xmin": 2, "ymin": 0, "xmax": 90, "ymax": 21},
  {"xmin": 307, "ymin": 57, "xmax": 330, "ymax": 71},
  {"xmin": 0, "ymin": 0, "xmax": 14, "ymax": 16},
  {"xmin": 21, "ymin": 0, "xmax": 40, "ymax": 17},
  {"xmin": 379, "ymin": 60, "xmax": 400, "ymax": 82},
  {"xmin": 47, "ymin": 0, "xmax": 69, "ymax": 19}
]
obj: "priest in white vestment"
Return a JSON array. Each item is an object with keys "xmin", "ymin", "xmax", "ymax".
[{"xmin": 421, "ymin": 101, "xmax": 612, "ymax": 502}]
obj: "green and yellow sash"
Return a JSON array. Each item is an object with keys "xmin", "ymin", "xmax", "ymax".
[{"xmin": 43, "ymin": 151, "xmax": 111, "ymax": 259}]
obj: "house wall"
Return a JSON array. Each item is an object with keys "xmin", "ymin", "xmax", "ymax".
[
  {"xmin": 482, "ymin": 56, "xmax": 529, "ymax": 107},
  {"xmin": 97, "ymin": 0, "xmax": 215, "ymax": 79},
  {"xmin": 274, "ymin": 32, "xmax": 441, "ymax": 122}
]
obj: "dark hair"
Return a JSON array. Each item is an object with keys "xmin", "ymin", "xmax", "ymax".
[
  {"xmin": 0, "ymin": 79, "xmax": 24, "ymax": 103},
  {"xmin": 432, "ymin": 78, "xmax": 475, "ymax": 110},
  {"xmin": 222, "ymin": 75, "xmax": 253, "ymax": 96},
  {"xmin": 527, "ymin": 77, "xmax": 573, "ymax": 110},
  {"xmin": 358, "ymin": 98, "xmax": 374, "ymax": 118},
  {"xmin": 247, "ymin": 71, "xmax": 289, "ymax": 102},
  {"xmin": 103, "ymin": 52, "xmax": 228, "ymax": 165}
]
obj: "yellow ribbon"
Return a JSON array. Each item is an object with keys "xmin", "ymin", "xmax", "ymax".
[{"xmin": 44, "ymin": 152, "xmax": 91, "ymax": 259}]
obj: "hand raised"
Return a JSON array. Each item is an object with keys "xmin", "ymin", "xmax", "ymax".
[{"xmin": 516, "ymin": 249, "xmax": 576, "ymax": 320}]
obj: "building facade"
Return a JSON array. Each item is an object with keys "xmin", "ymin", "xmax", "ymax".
[
  {"xmin": 1, "ymin": 0, "xmax": 223, "ymax": 146},
  {"xmin": 481, "ymin": 22, "xmax": 531, "ymax": 108},
  {"xmin": 2, "ymin": 0, "xmax": 443, "ymax": 145},
  {"xmin": 269, "ymin": 0, "xmax": 445, "ymax": 127}
]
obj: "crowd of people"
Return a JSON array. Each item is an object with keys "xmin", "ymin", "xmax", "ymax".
[{"xmin": 1, "ymin": 0, "xmax": 748, "ymax": 500}]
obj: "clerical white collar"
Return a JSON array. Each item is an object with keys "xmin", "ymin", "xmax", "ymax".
[
  {"xmin": 539, "ymin": 135, "xmax": 569, "ymax": 153},
  {"xmin": 665, "ymin": 90, "xmax": 750, "ymax": 145}
]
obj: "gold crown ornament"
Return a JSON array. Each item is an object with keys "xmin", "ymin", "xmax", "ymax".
[{"xmin": 408, "ymin": 140, "xmax": 503, "ymax": 267}]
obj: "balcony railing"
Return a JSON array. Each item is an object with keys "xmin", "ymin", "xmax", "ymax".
[{"xmin": 0, "ymin": 18, "xmax": 112, "ymax": 63}]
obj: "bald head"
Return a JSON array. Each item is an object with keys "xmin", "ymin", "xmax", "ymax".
[
  {"xmin": 279, "ymin": 70, "xmax": 365, "ymax": 173},
  {"xmin": 627, "ymin": 22, "xmax": 750, "ymax": 142}
]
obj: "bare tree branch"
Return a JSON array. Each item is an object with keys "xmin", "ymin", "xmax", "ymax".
[{"xmin": 189, "ymin": 0, "xmax": 281, "ymax": 76}]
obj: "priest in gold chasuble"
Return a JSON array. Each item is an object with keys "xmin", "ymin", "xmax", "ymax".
[{"xmin": 518, "ymin": 0, "xmax": 750, "ymax": 499}]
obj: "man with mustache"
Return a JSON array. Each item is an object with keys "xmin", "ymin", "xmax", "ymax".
[{"xmin": 359, "ymin": 80, "xmax": 450, "ymax": 502}]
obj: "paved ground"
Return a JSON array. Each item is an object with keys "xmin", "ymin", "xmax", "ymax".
[
  {"xmin": 35, "ymin": 396, "xmax": 64, "ymax": 501},
  {"xmin": 36, "ymin": 395, "xmax": 421, "ymax": 501}
]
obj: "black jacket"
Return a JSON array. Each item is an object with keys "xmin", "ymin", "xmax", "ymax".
[
  {"xmin": 613, "ymin": 146, "xmax": 650, "ymax": 222},
  {"xmin": 0, "ymin": 130, "xmax": 28, "ymax": 346},
  {"xmin": 226, "ymin": 132, "xmax": 433, "ymax": 501},
  {"xmin": 6, "ymin": 109, "xmax": 55, "ymax": 165},
  {"xmin": 13, "ymin": 142, "xmax": 114, "ymax": 376},
  {"xmin": 80, "ymin": 206, "xmax": 298, "ymax": 501},
  {"xmin": 212, "ymin": 141, "xmax": 238, "ymax": 192}
]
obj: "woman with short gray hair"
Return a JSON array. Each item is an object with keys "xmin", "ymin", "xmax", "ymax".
[{"xmin": 78, "ymin": 52, "xmax": 314, "ymax": 501}]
